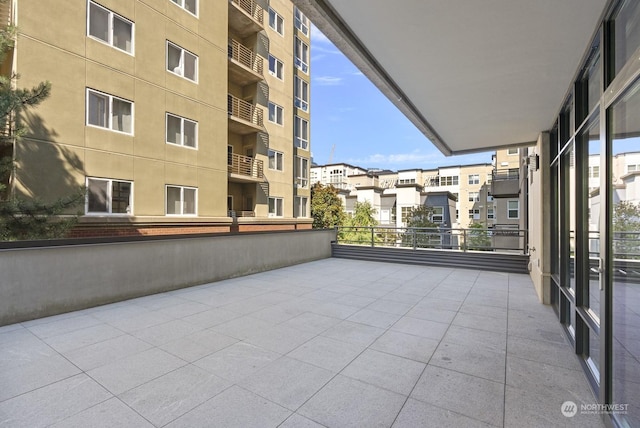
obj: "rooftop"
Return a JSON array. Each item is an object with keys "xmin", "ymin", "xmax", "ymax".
[{"xmin": 1, "ymin": 258, "xmax": 602, "ymax": 427}]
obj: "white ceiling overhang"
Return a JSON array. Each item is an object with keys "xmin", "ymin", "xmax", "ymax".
[{"xmin": 293, "ymin": 0, "xmax": 609, "ymax": 155}]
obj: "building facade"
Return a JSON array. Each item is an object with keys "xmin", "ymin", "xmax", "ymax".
[
  {"xmin": 311, "ymin": 149, "xmax": 523, "ymax": 231},
  {"xmin": 2, "ymin": 0, "xmax": 311, "ymax": 236}
]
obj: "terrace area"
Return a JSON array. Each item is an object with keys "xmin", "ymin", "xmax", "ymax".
[{"xmin": 0, "ymin": 258, "xmax": 603, "ymax": 427}]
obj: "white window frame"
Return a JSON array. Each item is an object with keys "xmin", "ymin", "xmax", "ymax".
[
  {"xmin": 294, "ymin": 7, "xmax": 309, "ymax": 36},
  {"xmin": 295, "ymin": 156, "xmax": 309, "ymax": 188},
  {"xmin": 294, "ymin": 37, "xmax": 309, "ymax": 73},
  {"xmin": 268, "ymin": 197, "xmax": 284, "ymax": 217},
  {"xmin": 268, "ymin": 55, "xmax": 284, "ymax": 80},
  {"xmin": 487, "ymin": 206, "xmax": 495, "ymax": 220},
  {"xmin": 86, "ymin": 177, "xmax": 133, "ymax": 215},
  {"xmin": 439, "ymin": 175, "xmax": 458, "ymax": 186},
  {"xmin": 468, "ymin": 192, "xmax": 480, "ymax": 202},
  {"xmin": 431, "ymin": 206, "xmax": 444, "ymax": 223},
  {"xmin": 294, "ymin": 76, "xmax": 309, "ymax": 111},
  {"xmin": 294, "ymin": 115, "xmax": 309, "ymax": 149},
  {"xmin": 166, "ymin": 185, "xmax": 197, "ymax": 216},
  {"xmin": 166, "ymin": 113, "xmax": 198, "ymax": 149},
  {"xmin": 507, "ymin": 147, "xmax": 519, "ymax": 155},
  {"xmin": 86, "ymin": 88, "xmax": 134, "ymax": 135},
  {"xmin": 294, "ymin": 196, "xmax": 308, "ymax": 218},
  {"xmin": 268, "ymin": 149, "xmax": 284, "ymax": 171},
  {"xmin": 508, "ymin": 200, "xmax": 520, "ymax": 219},
  {"xmin": 487, "ymin": 194, "xmax": 494, "ymax": 202},
  {"xmin": 627, "ymin": 164, "xmax": 639, "ymax": 173},
  {"xmin": 166, "ymin": 41, "xmax": 198, "ymax": 82},
  {"xmin": 268, "ymin": 8, "xmax": 284, "ymax": 36},
  {"xmin": 468, "ymin": 209, "xmax": 480, "ymax": 220},
  {"xmin": 468, "ymin": 174, "xmax": 479, "ymax": 185},
  {"xmin": 87, "ymin": 1, "xmax": 134, "ymax": 55},
  {"xmin": 169, "ymin": 0, "xmax": 198, "ymax": 17},
  {"xmin": 268, "ymin": 102, "xmax": 284, "ymax": 125}
]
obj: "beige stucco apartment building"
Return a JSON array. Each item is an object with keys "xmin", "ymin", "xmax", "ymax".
[{"xmin": 3, "ymin": 0, "xmax": 311, "ymax": 236}]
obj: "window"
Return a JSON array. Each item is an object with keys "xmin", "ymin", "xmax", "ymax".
[
  {"xmin": 294, "ymin": 116, "xmax": 309, "ymax": 149},
  {"xmin": 507, "ymin": 200, "xmax": 519, "ymax": 219},
  {"xmin": 294, "ymin": 76, "xmax": 309, "ymax": 111},
  {"xmin": 88, "ymin": 1, "xmax": 134, "ymax": 54},
  {"xmin": 269, "ymin": 8, "xmax": 284, "ymax": 35},
  {"xmin": 295, "ymin": 156, "xmax": 309, "ymax": 187},
  {"xmin": 294, "ymin": 196, "xmax": 308, "ymax": 217},
  {"xmin": 294, "ymin": 37, "xmax": 309, "ymax": 73},
  {"xmin": 167, "ymin": 41, "xmax": 198, "ymax": 82},
  {"xmin": 455, "ymin": 209, "xmax": 459, "ymax": 220},
  {"xmin": 468, "ymin": 192, "xmax": 479, "ymax": 202},
  {"xmin": 431, "ymin": 206, "xmax": 444, "ymax": 223},
  {"xmin": 399, "ymin": 178, "xmax": 416, "ymax": 184},
  {"xmin": 294, "ymin": 7, "xmax": 309, "ymax": 36},
  {"xmin": 487, "ymin": 194, "xmax": 494, "ymax": 202},
  {"xmin": 268, "ymin": 102, "xmax": 284, "ymax": 125},
  {"xmin": 86, "ymin": 177, "xmax": 132, "ymax": 215},
  {"xmin": 487, "ymin": 206, "xmax": 495, "ymax": 220},
  {"xmin": 170, "ymin": 0, "xmax": 197, "ymax": 16},
  {"xmin": 588, "ymin": 165, "xmax": 600, "ymax": 178},
  {"xmin": 468, "ymin": 174, "xmax": 479, "ymax": 185},
  {"xmin": 166, "ymin": 113, "xmax": 197, "ymax": 148},
  {"xmin": 487, "ymin": 173, "xmax": 492, "ymax": 183},
  {"xmin": 439, "ymin": 175, "xmax": 458, "ymax": 186},
  {"xmin": 401, "ymin": 206, "xmax": 413, "ymax": 223},
  {"xmin": 627, "ymin": 164, "xmax": 640, "ymax": 173},
  {"xmin": 468, "ymin": 209, "xmax": 480, "ymax": 220},
  {"xmin": 507, "ymin": 147, "xmax": 519, "ymax": 155},
  {"xmin": 268, "ymin": 149, "xmax": 283, "ymax": 171},
  {"xmin": 86, "ymin": 89, "xmax": 133, "ymax": 134},
  {"xmin": 269, "ymin": 55, "xmax": 284, "ymax": 80},
  {"xmin": 268, "ymin": 197, "xmax": 283, "ymax": 217},
  {"xmin": 166, "ymin": 185, "xmax": 197, "ymax": 215}
]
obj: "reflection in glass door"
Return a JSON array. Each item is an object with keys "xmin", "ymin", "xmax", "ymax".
[{"xmin": 609, "ymin": 78, "xmax": 640, "ymax": 428}]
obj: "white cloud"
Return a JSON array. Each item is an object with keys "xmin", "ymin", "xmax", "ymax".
[
  {"xmin": 315, "ymin": 76, "xmax": 344, "ymax": 86},
  {"xmin": 347, "ymin": 151, "xmax": 441, "ymax": 166},
  {"xmin": 311, "ymin": 24, "xmax": 332, "ymax": 45}
]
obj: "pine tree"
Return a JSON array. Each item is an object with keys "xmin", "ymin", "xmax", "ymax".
[{"xmin": 0, "ymin": 8, "xmax": 83, "ymax": 240}]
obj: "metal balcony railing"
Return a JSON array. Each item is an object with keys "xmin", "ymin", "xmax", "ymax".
[
  {"xmin": 227, "ymin": 94, "xmax": 263, "ymax": 127},
  {"xmin": 228, "ymin": 152, "xmax": 264, "ymax": 180},
  {"xmin": 335, "ymin": 226, "xmax": 529, "ymax": 255},
  {"xmin": 230, "ymin": 0, "xmax": 264, "ymax": 25},
  {"xmin": 228, "ymin": 39, "xmax": 263, "ymax": 76}
]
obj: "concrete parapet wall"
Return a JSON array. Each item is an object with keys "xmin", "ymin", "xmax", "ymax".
[{"xmin": 0, "ymin": 229, "xmax": 335, "ymax": 326}]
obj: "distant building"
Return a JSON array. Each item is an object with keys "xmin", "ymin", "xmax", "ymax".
[{"xmin": 311, "ymin": 148, "xmax": 526, "ymax": 230}]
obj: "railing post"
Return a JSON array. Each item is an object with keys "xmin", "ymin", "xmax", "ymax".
[
  {"xmin": 412, "ymin": 228, "xmax": 417, "ymax": 250},
  {"xmin": 371, "ymin": 227, "xmax": 374, "ymax": 247},
  {"xmin": 463, "ymin": 228, "xmax": 467, "ymax": 252}
]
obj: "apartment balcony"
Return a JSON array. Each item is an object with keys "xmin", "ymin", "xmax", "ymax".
[
  {"xmin": 0, "ymin": 253, "xmax": 602, "ymax": 427},
  {"xmin": 491, "ymin": 168, "xmax": 520, "ymax": 198},
  {"xmin": 228, "ymin": 39, "xmax": 264, "ymax": 86},
  {"xmin": 227, "ymin": 94, "xmax": 264, "ymax": 135},
  {"xmin": 228, "ymin": 0, "xmax": 264, "ymax": 37},
  {"xmin": 228, "ymin": 152, "xmax": 264, "ymax": 183}
]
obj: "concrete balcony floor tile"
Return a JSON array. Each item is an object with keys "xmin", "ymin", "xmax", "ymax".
[{"xmin": 1, "ymin": 259, "xmax": 604, "ymax": 427}]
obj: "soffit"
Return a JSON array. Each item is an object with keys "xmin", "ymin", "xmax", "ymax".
[{"xmin": 295, "ymin": 0, "xmax": 609, "ymax": 155}]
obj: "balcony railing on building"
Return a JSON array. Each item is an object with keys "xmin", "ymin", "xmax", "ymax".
[
  {"xmin": 228, "ymin": 210, "xmax": 256, "ymax": 218},
  {"xmin": 491, "ymin": 168, "xmax": 520, "ymax": 197},
  {"xmin": 228, "ymin": 39, "xmax": 263, "ymax": 85},
  {"xmin": 227, "ymin": 94, "xmax": 263, "ymax": 134},
  {"xmin": 228, "ymin": 152, "xmax": 263, "ymax": 182},
  {"xmin": 228, "ymin": 0, "xmax": 264, "ymax": 37}
]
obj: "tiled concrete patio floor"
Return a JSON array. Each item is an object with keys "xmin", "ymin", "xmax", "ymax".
[{"xmin": 0, "ymin": 258, "xmax": 604, "ymax": 427}]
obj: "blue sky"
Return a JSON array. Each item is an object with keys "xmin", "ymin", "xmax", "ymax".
[{"xmin": 309, "ymin": 25, "xmax": 494, "ymax": 171}]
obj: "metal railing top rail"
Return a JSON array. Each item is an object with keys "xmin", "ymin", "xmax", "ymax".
[
  {"xmin": 335, "ymin": 225, "xmax": 529, "ymax": 255},
  {"xmin": 230, "ymin": 0, "xmax": 264, "ymax": 25},
  {"xmin": 228, "ymin": 39, "xmax": 263, "ymax": 75},
  {"xmin": 227, "ymin": 94, "xmax": 264, "ymax": 127},
  {"xmin": 492, "ymin": 168, "xmax": 519, "ymax": 180},
  {"xmin": 228, "ymin": 152, "xmax": 264, "ymax": 179}
]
